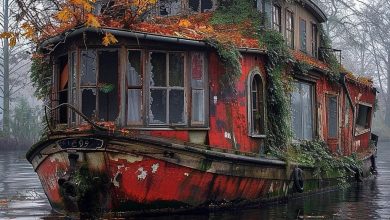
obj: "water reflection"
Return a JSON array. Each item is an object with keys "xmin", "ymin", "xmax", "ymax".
[{"xmin": 0, "ymin": 143, "xmax": 389, "ymax": 219}]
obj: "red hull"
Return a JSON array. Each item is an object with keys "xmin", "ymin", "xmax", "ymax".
[{"xmin": 28, "ymin": 134, "xmax": 375, "ymax": 215}]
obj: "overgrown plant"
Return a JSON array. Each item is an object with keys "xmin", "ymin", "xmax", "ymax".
[
  {"xmin": 318, "ymin": 24, "xmax": 341, "ymax": 82},
  {"xmin": 206, "ymin": 38, "xmax": 242, "ymax": 91},
  {"xmin": 30, "ymin": 53, "xmax": 52, "ymax": 100},
  {"xmin": 259, "ymin": 30, "xmax": 293, "ymax": 150},
  {"xmin": 270, "ymin": 140, "xmax": 363, "ymax": 184}
]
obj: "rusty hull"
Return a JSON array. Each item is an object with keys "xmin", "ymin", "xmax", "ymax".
[{"xmin": 27, "ymin": 133, "xmax": 371, "ymax": 216}]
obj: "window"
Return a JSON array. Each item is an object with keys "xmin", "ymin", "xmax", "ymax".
[
  {"xmin": 273, "ymin": 5, "xmax": 281, "ymax": 32},
  {"xmin": 159, "ymin": 0, "xmax": 182, "ymax": 16},
  {"xmin": 127, "ymin": 50, "xmax": 143, "ymax": 124},
  {"xmin": 80, "ymin": 49, "xmax": 119, "ymax": 122},
  {"xmin": 311, "ymin": 23, "xmax": 318, "ymax": 57},
  {"xmin": 285, "ymin": 10, "xmax": 294, "ymax": 48},
  {"xmin": 191, "ymin": 52, "xmax": 206, "ymax": 125},
  {"xmin": 80, "ymin": 50, "xmax": 97, "ymax": 120},
  {"xmin": 189, "ymin": 0, "xmax": 214, "ymax": 13},
  {"xmin": 57, "ymin": 55, "xmax": 69, "ymax": 124},
  {"xmin": 291, "ymin": 81, "xmax": 314, "ymax": 140},
  {"xmin": 327, "ymin": 95, "xmax": 338, "ymax": 138},
  {"xmin": 299, "ymin": 19, "xmax": 307, "ymax": 52},
  {"xmin": 356, "ymin": 104, "xmax": 372, "ymax": 133},
  {"xmin": 149, "ymin": 52, "xmax": 185, "ymax": 125},
  {"xmin": 248, "ymin": 71, "xmax": 265, "ymax": 136}
]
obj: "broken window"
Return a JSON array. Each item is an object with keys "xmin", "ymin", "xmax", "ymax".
[
  {"xmin": 248, "ymin": 72, "xmax": 265, "ymax": 136},
  {"xmin": 57, "ymin": 55, "xmax": 68, "ymax": 124},
  {"xmin": 291, "ymin": 81, "xmax": 314, "ymax": 140},
  {"xmin": 191, "ymin": 52, "xmax": 206, "ymax": 124},
  {"xmin": 189, "ymin": 0, "xmax": 214, "ymax": 12},
  {"xmin": 149, "ymin": 51, "xmax": 185, "ymax": 125},
  {"xmin": 356, "ymin": 104, "xmax": 372, "ymax": 132},
  {"xmin": 159, "ymin": 0, "xmax": 182, "ymax": 16},
  {"xmin": 81, "ymin": 50, "xmax": 98, "ymax": 119},
  {"xmin": 98, "ymin": 50, "xmax": 119, "ymax": 121},
  {"xmin": 327, "ymin": 95, "xmax": 338, "ymax": 138},
  {"xmin": 127, "ymin": 50, "xmax": 143, "ymax": 124}
]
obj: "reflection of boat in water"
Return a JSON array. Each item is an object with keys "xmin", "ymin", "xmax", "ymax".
[{"xmin": 26, "ymin": 0, "xmax": 378, "ymax": 216}]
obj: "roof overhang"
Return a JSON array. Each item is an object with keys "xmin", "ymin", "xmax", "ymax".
[
  {"xmin": 302, "ymin": 0, "xmax": 327, "ymax": 23},
  {"xmin": 40, "ymin": 27, "xmax": 267, "ymax": 54}
]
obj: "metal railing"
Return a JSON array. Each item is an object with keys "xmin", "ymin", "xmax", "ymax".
[{"xmin": 44, "ymin": 103, "xmax": 107, "ymax": 134}]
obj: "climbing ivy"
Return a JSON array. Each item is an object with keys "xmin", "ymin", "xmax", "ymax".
[
  {"xmin": 30, "ymin": 54, "xmax": 52, "ymax": 100},
  {"xmin": 205, "ymin": 38, "xmax": 242, "ymax": 91},
  {"xmin": 318, "ymin": 24, "xmax": 341, "ymax": 82},
  {"xmin": 258, "ymin": 30, "xmax": 294, "ymax": 150}
]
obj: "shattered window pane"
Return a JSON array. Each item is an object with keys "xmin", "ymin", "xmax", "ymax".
[
  {"xmin": 82, "ymin": 88, "xmax": 96, "ymax": 119},
  {"xmin": 169, "ymin": 90, "xmax": 185, "ymax": 124},
  {"xmin": 150, "ymin": 52, "xmax": 167, "ymax": 87},
  {"xmin": 201, "ymin": 0, "xmax": 213, "ymax": 12},
  {"xmin": 169, "ymin": 53, "xmax": 184, "ymax": 87},
  {"xmin": 128, "ymin": 89, "xmax": 142, "ymax": 123},
  {"xmin": 81, "ymin": 50, "xmax": 97, "ymax": 85},
  {"xmin": 192, "ymin": 90, "xmax": 204, "ymax": 123},
  {"xmin": 150, "ymin": 89, "xmax": 167, "ymax": 124},
  {"xmin": 327, "ymin": 96, "xmax": 338, "ymax": 138},
  {"xmin": 159, "ymin": 0, "xmax": 182, "ymax": 16},
  {"xmin": 189, "ymin": 0, "xmax": 200, "ymax": 12},
  {"xmin": 356, "ymin": 105, "xmax": 371, "ymax": 128},
  {"xmin": 128, "ymin": 50, "xmax": 142, "ymax": 86}
]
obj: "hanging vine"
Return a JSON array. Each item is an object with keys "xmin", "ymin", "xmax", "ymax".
[{"xmin": 30, "ymin": 53, "xmax": 52, "ymax": 101}]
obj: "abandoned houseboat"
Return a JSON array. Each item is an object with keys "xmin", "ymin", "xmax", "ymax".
[{"xmin": 26, "ymin": 0, "xmax": 378, "ymax": 216}]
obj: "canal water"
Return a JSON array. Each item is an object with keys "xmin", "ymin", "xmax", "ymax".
[{"xmin": 0, "ymin": 142, "xmax": 389, "ymax": 219}]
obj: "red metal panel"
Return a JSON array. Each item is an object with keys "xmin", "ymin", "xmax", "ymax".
[{"xmin": 208, "ymin": 53, "xmax": 266, "ymax": 153}]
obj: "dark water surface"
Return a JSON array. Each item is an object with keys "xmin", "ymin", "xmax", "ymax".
[{"xmin": 1, "ymin": 142, "xmax": 389, "ymax": 219}]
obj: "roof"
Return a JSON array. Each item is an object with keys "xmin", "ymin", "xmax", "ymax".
[
  {"xmin": 41, "ymin": 12, "xmax": 372, "ymax": 88},
  {"xmin": 303, "ymin": 0, "xmax": 327, "ymax": 23}
]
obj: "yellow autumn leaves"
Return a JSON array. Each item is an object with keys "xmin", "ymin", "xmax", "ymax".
[{"xmin": 1, "ymin": 0, "xmax": 160, "ymax": 47}]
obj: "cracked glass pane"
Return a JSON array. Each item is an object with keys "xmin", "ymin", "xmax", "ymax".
[
  {"xmin": 150, "ymin": 52, "xmax": 166, "ymax": 87},
  {"xmin": 81, "ymin": 50, "xmax": 97, "ymax": 85},
  {"xmin": 150, "ymin": 89, "xmax": 167, "ymax": 124},
  {"xmin": 82, "ymin": 88, "xmax": 96, "ymax": 119},
  {"xmin": 169, "ymin": 90, "xmax": 184, "ymax": 124},
  {"xmin": 128, "ymin": 50, "xmax": 142, "ymax": 86},
  {"xmin": 169, "ymin": 53, "xmax": 184, "ymax": 87}
]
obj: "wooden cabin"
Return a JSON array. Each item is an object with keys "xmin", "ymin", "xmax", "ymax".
[{"xmin": 47, "ymin": 0, "xmax": 376, "ymax": 157}]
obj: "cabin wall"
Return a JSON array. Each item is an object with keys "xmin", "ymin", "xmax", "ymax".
[
  {"xmin": 346, "ymin": 81, "xmax": 376, "ymax": 153},
  {"xmin": 208, "ymin": 52, "xmax": 267, "ymax": 154},
  {"xmin": 315, "ymin": 75, "xmax": 375, "ymax": 156},
  {"xmin": 316, "ymin": 76, "xmax": 343, "ymax": 153}
]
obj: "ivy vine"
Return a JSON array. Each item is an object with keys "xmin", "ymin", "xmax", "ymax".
[
  {"xmin": 205, "ymin": 38, "xmax": 242, "ymax": 91},
  {"xmin": 318, "ymin": 24, "xmax": 341, "ymax": 82},
  {"xmin": 30, "ymin": 54, "xmax": 52, "ymax": 100}
]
